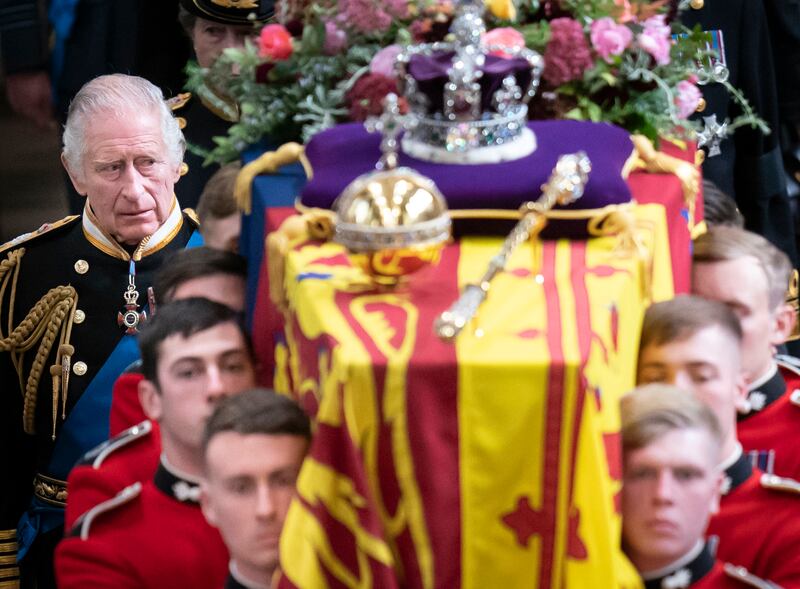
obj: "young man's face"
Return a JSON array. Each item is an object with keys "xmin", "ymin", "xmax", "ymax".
[
  {"xmin": 202, "ymin": 214, "xmax": 241, "ymax": 253},
  {"xmin": 622, "ymin": 427, "xmax": 721, "ymax": 573},
  {"xmin": 140, "ymin": 322, "xmax": 256, "ymax": 452},
  {"xmin": 692, "ymin": 257, "xmax": 781, "ymax": 381},
  {"xmin": 637, "ymin": 326, "xmax": 746, "ymax": 448},
  {"xmin": 201, "ymin": 432, "xmax": 308, "ymax": 581}
]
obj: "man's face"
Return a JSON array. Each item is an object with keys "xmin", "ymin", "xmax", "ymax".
[
  {"xmin": 140, "ymin": 323, "xmax": 256, "ymax": 452},
  {"xmin": 692, "ymin": 258, "xmax": 778, "ymax": 381},
  {"xmin": 637, "ymin": 326, "xmax": 746, "ymax": 446},
  {"xmin": 622, "ymin": 428, "xmax": 721, "ymax": 573},
  {"xmin": 202, "ymin": 432, "xmax": 307, "ymax": 579},
  {"xmin": 202, "ymin": 214, "xmax": 241, "ymax": 253},
  {"xmin": 172, "ymin": 273, "xmax": 246, "ymax": 312},
  {"xmin": 192, "ymin": 18, "xmax": 258, "ymax": 68},
  {"xmin": 66, "ymin": 109, "xmax": 180, "ymax": 245}
]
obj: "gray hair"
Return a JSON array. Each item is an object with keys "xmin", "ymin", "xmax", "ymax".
[{"xmin": 62, "ymin": 74, "xmax": 185, "ymax": 177}]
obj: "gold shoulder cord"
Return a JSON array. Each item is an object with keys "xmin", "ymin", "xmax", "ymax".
[{"xmin": 0, "ymin": 249, "xmax": 78, "ymax": 439}]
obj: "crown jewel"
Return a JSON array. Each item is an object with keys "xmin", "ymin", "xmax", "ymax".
[{"xmin": 395, "ymin": 0, "xmax": 543, "ymax": 163}]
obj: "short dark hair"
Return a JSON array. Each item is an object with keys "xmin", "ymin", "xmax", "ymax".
[
  {"xmin": 702, "ymin": 179, "xmax": 744, "ymax": 228},
  {"xmin": 640, "ymin": 295, "xmax": 742, "ymax": 353},
  {"xmin": 197, "ymin": 163, "xmax": 240, "ymax": 224},
  {"xmin": 202, "ymin": 388, "xmax": 311, "ymax": 458},
  {"xmin": 153, "ymin": 247, "xmax": 246, "ymax": 304},
  {"xmin": 138, "ymin": 298, "xmax": 250, "ymax": 383}
]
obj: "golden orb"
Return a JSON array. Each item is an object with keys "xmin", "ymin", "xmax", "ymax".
[{"xmin": 333, "ymin": 167, "xmax": 451, "ymax": 284}]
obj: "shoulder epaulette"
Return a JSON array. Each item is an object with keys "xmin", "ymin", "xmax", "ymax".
[
  {"xmin": 76, "ymin": 420, "xmax": 153, "ymax": 469},
  {"xmin": 760, "ymin": 473, "xmax": 800, "ymax": 495},
  {"xmin": 776, "ymin": 354, "xmax": 800, "ymax": 376},
  {"xmin": 0, "ymin": 215, "xmax": 80, "ymax": 254},
  {"xmin": 70, "ymin": 482, "xmax": 142, "ymax": 540},
  {"xmin": 722, "ymin": 563, "xmax": 781, "ymax": 589},
  {"xmin": 167, "ymin": 92, "xmax": 192, "ymax": 112},
  {"xmin": 183, "ymin": 208, "xmax": 200, "ymax": 227}
]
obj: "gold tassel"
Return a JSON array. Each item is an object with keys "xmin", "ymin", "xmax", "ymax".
[
  {"xmin": 59, "ymin": 344, "xmax": 75, "ymax": 419},
  {"xmin": 49, "ymin": 365, "xmax": 61, "ymax": 441}
]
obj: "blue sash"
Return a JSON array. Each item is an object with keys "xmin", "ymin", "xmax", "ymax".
[
  {"xmin": 17, "ymin": 230, "xmax": 204, "ymax": 559},
  {"xmin": 48, "ymin": 0, "xmax": 81, "ymax": 101}
]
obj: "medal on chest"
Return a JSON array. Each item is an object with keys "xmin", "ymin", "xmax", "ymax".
[{"xmin": 118, "ymin": 260, "xmax": 147, "ymax": 334}]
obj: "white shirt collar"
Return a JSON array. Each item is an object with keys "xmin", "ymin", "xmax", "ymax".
[{"xmin": 82, "ymin": 198, "xmax": 183, "ymax": 261}]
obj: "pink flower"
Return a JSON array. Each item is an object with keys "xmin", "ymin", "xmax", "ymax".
[
  {"xmin": 543, "ymin": 18, "xmax": 594, "ymax": 87},
  {"xmin": 675, "ymin": 79, "xmax": 701, "ymax": 118},
  {"xmin": 370, "ymin": 45, "xmax": 402, "ymax": 77},
  {"xmin": 258, "ymin": 24, "xmax": 293, "ymax": 61},
  {"xmin": 339, "ymin": 0, "xmax": 392, "ymax": 34},
  {"xmin": 323, "ymin": 21, "xmax": 347, "ymax": 55},
  {"xmin": 637, "ymin": 15, "xmax": 671, "ymax": 66},
  {"xmin": 483, "ymin": 27, "xmax": 526, "ymax": 58},
  {"xmin": 590, "ymin": 17, "xmax": 632, "ymax": 62}
]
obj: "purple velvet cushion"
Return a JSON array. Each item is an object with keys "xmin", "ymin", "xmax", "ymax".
[
  {"xmin": 301, "ymin": 120, "xmax": 634, "ymax": 236},
  {"xmin": 408, "ymin": 52, "xmax": 533, "ymax": 114}
]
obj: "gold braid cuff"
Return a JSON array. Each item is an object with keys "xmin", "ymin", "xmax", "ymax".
[
  {"xmin": 0, "ymin": 248, "xmax": 79, "ymax": 436},
  {"xmin": 234, "ymin": 142, "xmax": 308, "ymax": 215}
]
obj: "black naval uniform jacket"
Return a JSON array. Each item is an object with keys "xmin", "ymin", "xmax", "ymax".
[
  {"xmin": 681, "ymin": 0, "xmax": 799, "ymax": 266},
  {"xmin": 172, "ymin": 92, "xmax": 236, "ymax": 210},
  {"xmin": 0, "ymin": 204, "xmax": 198, "ymax": 589}
]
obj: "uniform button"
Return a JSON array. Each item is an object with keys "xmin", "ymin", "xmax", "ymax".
[
  {"xmin": 696, "ymin": 97, "xmax": 706, "ymax": 113},
  {"xmin": 176, "ymin": 117, "xmax": 187, "ymax": 129},
  {"xmin": 73, "ymin": 361, "xmax": 88, "ymax": 376},
  {"xmin": 74, "ymin": 260, "xmax": 89, "ymax": 274},
  {"xmin": 690, "ymin": 0, "xmax": 703, "ymax": 8},
  {"xmin": 74, "ymin": 309, "xmax": 86, "ymax": 324}
]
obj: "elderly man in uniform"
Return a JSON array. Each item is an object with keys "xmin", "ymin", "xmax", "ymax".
[
  {"xmin": 172, "ymin": 0, "xmax": 274, "ymax": 208},
  {"xmin": 0, "ymin": 73, "xmax": 201, "ymax": 588},
  {"xmin": 200, "ymin": 389, "xmax": 310, "ymax": 589}
]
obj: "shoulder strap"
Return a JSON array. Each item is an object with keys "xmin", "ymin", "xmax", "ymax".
[
  {"xmin": 71, "ymin": 482, "xmax": 142, "ymax": 540},
  {"xmin": 760, "ymin": 473, "xmax": 800, "ymax": 494},
  {"xmin": 0, "ymin": 215, "xmax": 80, "ymax": 255},
  {"xmin": 77, "ymin": 420, "xmax": 153, "ymax": 469},
  {"xmin": 722, "ymin": 563, "xmax": 781, "ymax": 588}
]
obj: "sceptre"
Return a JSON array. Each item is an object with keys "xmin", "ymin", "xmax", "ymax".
[{"xmin": 434, "ymin": 152, "xmax": 592, "ymax": 341}]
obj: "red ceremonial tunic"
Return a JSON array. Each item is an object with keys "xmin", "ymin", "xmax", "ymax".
[
  {"xmin": 738, "ymin": 359, "xmax": 800, "ymax": 480},
  {"xmin": 641, "ymin": 543, "xmax": 777, "ymax": 588},
  {"xmin": 64, "ymin": 419, "xmax": 160, "ymax": 530},
  {"xmin": 109, "ymin": 370, "xmax": 148, "ymax": 436},
  {"xmin": 708, "ymin": 450, "xmax": 800, "ymax": 588},
  {"xmin": 56, "ymin": 462, "xmax": 228, "ymax": 589}
]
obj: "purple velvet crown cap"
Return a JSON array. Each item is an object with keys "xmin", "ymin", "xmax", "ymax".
[
  {"xmin": 301, "ymin": 119, "xmax": 635, "ymax": 239},
  {"xmin": 408, "ymin": 52, "xmax": 533, "ymax": 114}
]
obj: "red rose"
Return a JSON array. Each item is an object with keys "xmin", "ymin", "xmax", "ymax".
[
  {"xmin": 346, "ymin": 74, "xmax": 408, "ymax": 121},
  {"xmin": 258, "ymin": 24, "xmax": 293, "ymax": 61}
]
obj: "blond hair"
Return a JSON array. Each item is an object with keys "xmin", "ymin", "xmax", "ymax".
[
  {"xmin": 693, "ymin": 225, "xmax": 792, "ymax": 309},
  {"xmin": 621, "ymin": 383, "xmax": 723, "ymax": 453}
]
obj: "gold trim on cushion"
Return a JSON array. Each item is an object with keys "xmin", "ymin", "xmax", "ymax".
[
  {"xmin": 33, "ymin": 473, "xmax": 68, "ymax": 507},
  {"xmin": 234, "ymin": 143, "xmax": 306, "ymax": 214}
]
